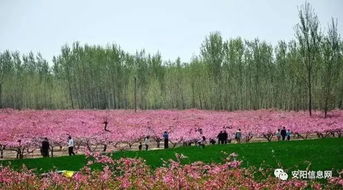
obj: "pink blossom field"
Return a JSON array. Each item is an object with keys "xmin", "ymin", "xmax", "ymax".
[
  {"xmin": 0, "ymin": 108, "xmax": 342, "ymax": 150},
  {"xmin": 0, "ymin": 109, "xmax": 343, "ymax": 189}
]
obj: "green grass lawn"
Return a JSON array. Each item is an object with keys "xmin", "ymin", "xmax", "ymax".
[{"xmin": 1, "ymin": 138, "xmax": 342, "ymax": 174}]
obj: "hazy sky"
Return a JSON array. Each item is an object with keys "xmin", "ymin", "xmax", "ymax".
[{"xmin": 1, "ymin": 0, "xmax": 342, "ymax": 63}]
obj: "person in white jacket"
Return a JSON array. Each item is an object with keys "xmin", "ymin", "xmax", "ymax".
[
  {"xmin": 144, "ymin": 136, "xmax": 150, "ymax": 151},
  {"xmin": 67, "ymin": 136, "xmax": 75, "ymax": 156}
]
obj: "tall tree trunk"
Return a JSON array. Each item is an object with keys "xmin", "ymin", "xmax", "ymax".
[
  {"xmin": 0, "ymin": 83, "xmax": 2, "ymax": 108},
  {"xmin": 308, "ymin": 69, "xmax": 312, "ymax": 116},
  {"xmin": 67, "ymin": 78, "xmax": 74, "ymax": 109},
  {"xmin": 191, "ymin": 83, "xmax": 195, "ymax": 108},
  {"xmin": 324, "ymin": 97, "xmax": 328, "ymax": 118},
  {"xmin": 134, "ymin": 77, "xmax": 137, "ymax": 112}
]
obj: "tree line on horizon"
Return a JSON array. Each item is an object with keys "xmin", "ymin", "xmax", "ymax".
[{"xmin": 0, "ymin": 2, "xmax": 342, "ymax": 117}]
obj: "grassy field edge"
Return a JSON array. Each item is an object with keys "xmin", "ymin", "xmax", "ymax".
[{"xmin": 0, "ymin": 138, "xmax": 342, "ymax": 174}]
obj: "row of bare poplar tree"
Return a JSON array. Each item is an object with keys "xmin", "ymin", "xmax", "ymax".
[{"xmin": 0, "ymin": 3, "xmax": 342, "ymax": 117}]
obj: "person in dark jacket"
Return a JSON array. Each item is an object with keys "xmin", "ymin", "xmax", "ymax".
[
  {"xmin": 217, "ymin": 131, "xmax": 223, "ymax": 144},
  {"xmin": 223, "ymin": 130, "xmax": 228, "ymax": 144},
  {"xmin": 281, "ymin": 127, "xmax": 287, "ymax": 141},
  {"xmin": 163, "ymin": 131, "xmax": 169, "ymax": 149},
  {"xmin": 41, "ymin": 138, "xmax": 50, "ymax": 157},
  {"xmin": 17, "ymin": 140, "xmax": 23, "ymax": 159},
  {"xmin": 138, "ymin": 142, "xmax": 143, "ymax": 151}
]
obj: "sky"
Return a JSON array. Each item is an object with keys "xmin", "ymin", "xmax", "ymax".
[{"xmin": 0, "ymin": 0, "xmax": 342, "ymax": 63}]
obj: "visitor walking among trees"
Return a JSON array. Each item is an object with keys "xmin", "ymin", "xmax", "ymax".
[
  {"xmin": 163, "ymin": 131, "xmax": 169, "ymax": 149},
  {"xmin": 144, "ymin": 136, "xmax": 150, "ymax": 151},
  {"xmin": 286, "ymin": 129, "xmax": 292, "ymax": 141},
  {"xmin": 41, "ymin": 138, "xmax": 50, "ymax": 157},
  {"xmin": 281, "ymin": 127, "xmax": 287, "ymax": 141},
  {"xmin": 235, "ymin": 129, "xmax": 242, "ymax": 143},
  {"xmin": 223, "ymin": 130, "xmax": 228, "ymax": 144},
  {"xmin": 198, "ymin": 136, "xmax": 206, "ymax": 148},
  {"xmin": 217, "ymin": 131, "xmax": 223, "ymax": 144},
  {"xmin": 16, "ymin": 139, "xmax": 23, "ymax": 159},
  {"xmin": 276, "ymin": 129, "xmax": 281, "ymax": 141},
  {"xmin": 67, "ymin": 136, "xmax": 75, "ymax": 156},
  {"xmin": 138, "ymin": 142, "xmax": 142, "ymax": 151}
]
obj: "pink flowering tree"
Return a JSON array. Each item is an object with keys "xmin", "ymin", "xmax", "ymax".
[{"xmin": 0, "ymin": 109, "xmax": 342, "ymax": 158}]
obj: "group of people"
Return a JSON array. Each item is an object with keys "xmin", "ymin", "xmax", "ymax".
[
  {"xmin": 40, "ymin": 136, "xmax": 75, "ymax": 157},
  {"xmin": 217, "ymin": 130, "xmax": 229, "ymax": 144},
  {"xmin": 211, "ymin": 129, "xmax": 242, "ymax": 144},
  {"xmin": 276, "ymin": 127, "xmax": 292, "ymax": 141},
  {"xmin": 139, "ymin": 131, "xmax": 170, "ymax": 151},
  {"xmin": 38, "ymin": 127, "xmax": 292, "ymax": 158}
]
